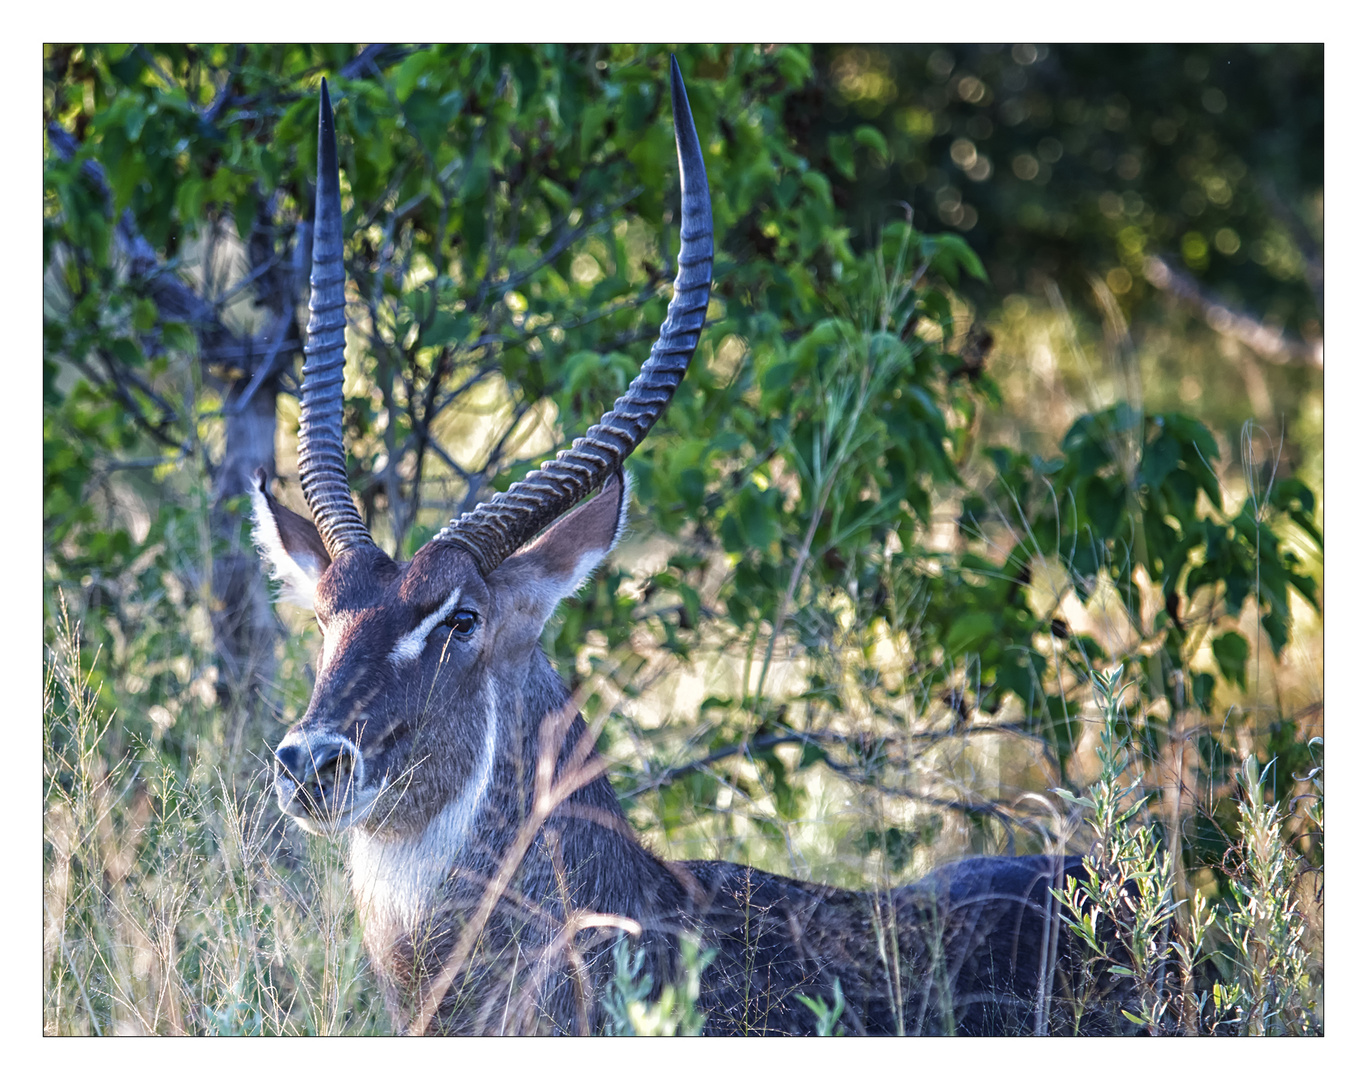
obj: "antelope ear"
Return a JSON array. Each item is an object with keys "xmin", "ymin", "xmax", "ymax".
[
  {"xmin": 250, "ymin": 469, "xmax": 331, "ymax": 610},
  {"xmin": 489, "ymin": 469, "xmax": 630, "ymax": 633}
]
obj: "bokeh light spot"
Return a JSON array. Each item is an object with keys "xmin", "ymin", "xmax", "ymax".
[
  {"xmin": 1181, "ymin": 231, "xmax": 1209, "ymax": 267},
  {"xmin": 957, "ymin": 75, "xmax": 987, "ymax": 103},
  {"xmin": 927, "ymin": 49, "xmax": 954, "ymax": 81},
  {"xmin": 1180, "ymin": 189, "xmax": 1207, "ymax": 216},
  {"xmin": 1012, "ymin": 154, "xmax": 1039, "ymax": 181},
  {"xmin": 1151, "ymin": 117, "xmax": 1179, "ymax": 144},
  {"xmin": 1106, "ymin": 267, "xmax": 1133, "ymax": 294}
]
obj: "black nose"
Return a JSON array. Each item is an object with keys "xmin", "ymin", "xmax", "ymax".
[
  {"xmin": 275, "ymin": 737, "xmax": 358, "ymax": 817},
  {"xmin": 275, "ymin": 740, "xmax": 329, "ymax": 783}
]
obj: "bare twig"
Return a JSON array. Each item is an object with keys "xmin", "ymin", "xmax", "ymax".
[
  {"xmin": 342, "ymin": 44, "xmax": 419, "ymax": 81},
  {"xmin": 231, "ymin": 307, "xmax": 297, "ymax": 414},
  {"xmin": 1142, "ymin": 255, "xmax": 1322, "ymax": 367}
]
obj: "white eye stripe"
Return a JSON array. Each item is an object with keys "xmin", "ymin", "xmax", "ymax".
[
  {"xmin": 321, "ymin": 612, "xmax": 357, "ymax": 670},
  {"xmin": 387, "ymin": 587, "xmax": 466, "ymax": 666}
]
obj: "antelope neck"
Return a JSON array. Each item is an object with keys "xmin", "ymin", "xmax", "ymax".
[{"xmin": 349, "ymin": 685, "xmax": 500, "ymax": 935}]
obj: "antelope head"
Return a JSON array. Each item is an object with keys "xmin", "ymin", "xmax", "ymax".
[{"xmin": 252, "ymin": 60, "xmax": 712, "ymax": 843}]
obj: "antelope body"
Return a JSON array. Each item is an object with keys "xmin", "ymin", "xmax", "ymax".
[{"xmin": 253, "ymin": 60, "xmax": 1117, "ymax": 1035}]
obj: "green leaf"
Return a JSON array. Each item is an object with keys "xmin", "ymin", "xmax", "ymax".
[
  {"xmin": 418, "ymin": 311, "xmax": 469, "ymax": 349},
  {"xmin": 828, "ymin": 134, "xmax": 855, "ymax": 181},
  {"xmin": 1081, "ymin": 475, "xmax": 1122, "ymax": 538},
  {"xmin": 1141, "ymin": 432, "xmax": 1180, "ymax": 487},
  {"xmin": 790, "ymin": 318, "xmax": 845, "ymax": 371},
  {"xmin": 394, "ymin": 49, "xmax": 437, "ymax": 102},
  {"xmin": 929, "ymin": 233, "xmax": 988, "ymax": 283},
  {"xmin": 132, "ymin": 299, "xmax": 157, "ymax": 332},
  {"xmin": 943, "ymin": 611, "xmax": 994, "ymax": 657},
  {"xmin": 1191, "ymin": 673, "xmax": 1215, "ymax": 712},
  {"xmin": 853, "ymin": 124, "xmax": 888, "ymax": 162},
  {"xmin": 538, "ymin": 176, "xmax": 573, "ymax": 211},
  {"xmin": 1211, "ymin": 631, "xmax": 1250, "ymax": 689},
  {"xmin": 775, "ymin": 47, "xmax": 812, "ymax": 88},
  {"xmin": 123, "ymin": 103, "xmax": 147, "ymax": 141},
  {"xmin": 801, "ymin": 171, "xmax": 832, "ymax": 208},
  {"xmin": 579, "ymin": 101, "xmax": 609, "ymax": 160},
  {"xmin": 735, "ymin": 484, "xmax": 778, "ymax": 550},
  {"xmin": 109, "ymin": 338, "xmax": 143, "ymax": 368}
]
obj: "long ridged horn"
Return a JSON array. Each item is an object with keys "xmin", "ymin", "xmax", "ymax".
[
  {"xmin": 437, "ymin": 55, "xmax": 713, "ymax": 576},
  {"xmin": 298, "ymin": 78, "xmax": 376, "ymax": 558}
]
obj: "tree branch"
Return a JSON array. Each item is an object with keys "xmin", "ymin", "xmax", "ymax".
[
  {"xmin": 1142, "ymin": 255, "xmax": 1322, "ymax": 368},
  {"xmin": 341, "ymin": 43, "xmax": 419, "ymax": 80},
  {"xmin": 47, "ymin": 121, "xmax": 304, "ymax": 375}
]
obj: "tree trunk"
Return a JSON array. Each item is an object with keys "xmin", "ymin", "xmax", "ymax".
[
  {"xmin": 209, "ymin": 211, "xmax": 308, "ymax": 744},
  {"xmin": 210, "ymin": 365, "xmax": 281, "ymax": 724}
]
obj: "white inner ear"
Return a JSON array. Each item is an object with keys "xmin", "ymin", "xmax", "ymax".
[
  {"xmin": 250, "ymin": 485, "xmax": 323, "ymax": 610},
  {"xmin": 558, "ymin": 469, "xmax": 632, "ymax": 598},
  {"xmin": 388, "ymin": 587, "xmax": 465, "ymax": 667}
]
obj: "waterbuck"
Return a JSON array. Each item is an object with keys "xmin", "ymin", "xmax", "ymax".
[{"xmin": 252, "ymin": 59, "xmax": 1119, "ymax": 1035}]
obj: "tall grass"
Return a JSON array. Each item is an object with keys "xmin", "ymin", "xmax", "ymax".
[{"xmin": 43, "ymin": 597, "xmax": 386, "ymax": 1035}]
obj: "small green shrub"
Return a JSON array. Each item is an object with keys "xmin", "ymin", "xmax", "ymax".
[
  {"xmin": 603, "ymin": 934, "xmax": 716, "ymax": 1036},
  {"xmin": 1053, "ymin": 667, "xmax": 1322, "ymax": 1036}
]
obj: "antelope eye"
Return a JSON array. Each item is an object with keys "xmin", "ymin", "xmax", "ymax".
[{"xmin": 442, "ymin": 609, "xmax": 478, "ymax": 636}]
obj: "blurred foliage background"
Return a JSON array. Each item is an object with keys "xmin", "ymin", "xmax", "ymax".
[{"xmin": 43, "ymin": 43, "xmax": 1321, "ymax": 1034}]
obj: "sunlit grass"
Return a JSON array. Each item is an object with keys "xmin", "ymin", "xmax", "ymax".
[{"xmin": 44, "ymin": 597, "xmax": 387, "ymax": 1035}]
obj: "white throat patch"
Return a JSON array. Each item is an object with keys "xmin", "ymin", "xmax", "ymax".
[{"xmin": 349, "ymin": 685, "xmax": 499, "ymax": 936}]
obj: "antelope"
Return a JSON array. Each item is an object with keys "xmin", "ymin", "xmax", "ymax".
[{"xmin": 252, "ymin": 59, "xmax": 1123, "ymax": 1035}]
